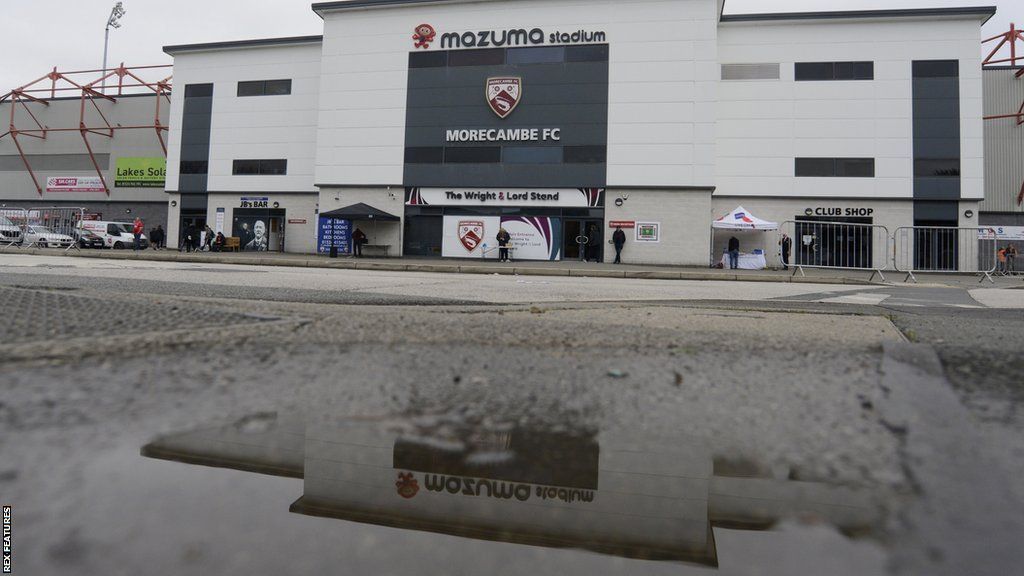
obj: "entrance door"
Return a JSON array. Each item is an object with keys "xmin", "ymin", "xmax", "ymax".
[
  {"xmin": 563, "ymin": 219, "xmax": 603, "ymax": 262},
  {"xmin": 268, "ymin": 217, "xmax": 284, "ymax": 252}
]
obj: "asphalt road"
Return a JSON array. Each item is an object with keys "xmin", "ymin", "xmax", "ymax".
[{"xmin": 0, "ymin": 254, "xmax": 1021, "ymax": 576}]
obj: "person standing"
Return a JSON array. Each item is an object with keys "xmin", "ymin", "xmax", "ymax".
[
  {"xmin": 203, "ymin": 225, "xmax": 214, "ymax": 252},
  {"xmin": 1007, "ymin": 243, "xmax": 1018, "ymax": 274},
  {"xmin": 780, "ymin": 233, "xmax": 792, "ymax": 270},
  {"xmin": 352, "ymin": 227, "xmax": 367, "ymax": 257},
  {"xmin": 585, "ymin": 224, "xmax": 600, "ymax": 262},
  {"xmin": 185, "ymin": 223, "xmax": 198, "ymax": 253},
  {"xmin": 132, "ymin": 217, "xmax": 144, "ymax": 251},
  {"xmin": 727, "ymin": 236, "xmax": 740, "ymax": 270},
  {"xmin": 152, "ymin": 225, "xmax": 165, "ymax": 250},
  {"xmin": 612, "ymin": 226, "xmax": 626, "ymax": 264},
  {"xmin": 496, "ymin": 227, "xmax": 511, "ymax": 262}
]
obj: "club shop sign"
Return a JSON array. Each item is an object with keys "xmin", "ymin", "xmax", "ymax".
[{"xmin": 419, "ymin": 25, "xmax": 606, "ymax": 50}]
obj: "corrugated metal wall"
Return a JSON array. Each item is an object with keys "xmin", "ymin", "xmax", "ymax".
[{"xmin": 982, "ymin": 67, "xmax": 1024, "ymax": 213}]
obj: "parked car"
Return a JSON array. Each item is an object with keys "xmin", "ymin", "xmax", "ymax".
[
  {"xmin": 72, "ymin": 228, "xmax": 105, "ymax": 249},
  {"xmin": 78, "ymin": 220, "xmax": 148, "ymax": 249},
  {"xmin": 0, "ymin": 216, "xmax": 22, "ymax": 245},
  {"xmin": 23, "ymin": 225, "xmax": 75, "ymax": 248}
]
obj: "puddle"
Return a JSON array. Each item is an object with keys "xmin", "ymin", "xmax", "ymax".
[{"xmin": 115, "ymin": 412, "xmax": 889, "ymax": 575}]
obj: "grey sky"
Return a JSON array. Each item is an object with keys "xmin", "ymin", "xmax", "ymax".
[{"xmin": 0, "ymin": 1, "xmax": 1019, "ymax": 90}]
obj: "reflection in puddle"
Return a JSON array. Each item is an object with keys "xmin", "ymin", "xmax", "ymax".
[{"xmin": 142, "ymin": 413, "xmax": 882, "ymax": 569}]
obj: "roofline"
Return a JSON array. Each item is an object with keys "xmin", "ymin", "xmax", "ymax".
[
  {"xmin": 313, "ymin": 0, "xmax": 484, "ymax": 17},
  {"xmin": 720, "ymin": 6, "xmax": 997, "ymax": 26},
  {"xmin": 163, "ymin": 35, "xmax": 323, "ymax": 56}
]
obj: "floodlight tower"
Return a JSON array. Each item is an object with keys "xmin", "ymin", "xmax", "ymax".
[{"xmin": 101, "ymin": 2, "xmax": 127, "ymax": 94}]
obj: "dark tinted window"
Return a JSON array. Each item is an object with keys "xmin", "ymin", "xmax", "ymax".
[
  {"xmin": 796, "ymin": 158, "xmax": 875, "ymax": 177},
  {"xmin": 237, "ymin": 79, "xmax": 292, "ymax": 97},
  {"xmin": 232, "ymin": 159, "xmax": 287, "ymax": 175},
  {"xmin": 260, "ymin": 159, "xmax": 288, "ymax": 175},
  {"xmin": 507, "ymin": 47, "xmax": 564, "ymax": 64},
  {"xmin": 232, "ymin": 159, "xmax": 260, "ymax": 175},
  {"xmin": 913, "ymin": 60, "xmax": 959, "ymax": 78},
  {"xmin": 796, "ymin": 61, "xmax": 873, "ymax": 81},
  {"xmin": 914, "ymin": 159, "xmax": 961, "ymax": 177},
  {"xmin": 409, "ymin": 51, "xmax": 448, "ymax": 68},
  {"xmin": 448, "ymin": 48, "xmax": 505, "ymax": 67},
  {"xmin": 836, "ymin": 158, "xmax": 875, "ymax": 177},
  {"xmin": 237, "ymin": 81, "xmax": 264, "ymax": 97},
  {"xmin": 264, "ymin": 79, "xmax": 292, "ymax": 95},
  {"xmin": 405, "ymin": 147, "xmax": 444, "ymax": 164},
  {"xmin": 565, "ymin": 44, "xmax": 609, "ymax": 63},
  {"xmin": 503, "ymin": 146, "xmax": 563, "ymax": 164},
  {"xmin": 184, "ymin": 84, "xmax": 213, "ymax": 98},
  {"xmin": 564, "ymin": 146, "xmax": 606, "ymax": 164},
  {"xmin": 444, "ymin": 147, "xmax": 501, "ymax": 163},
  {"xmin": 179, "ymin": 160, "xmax": 208, "ymax": 174}
]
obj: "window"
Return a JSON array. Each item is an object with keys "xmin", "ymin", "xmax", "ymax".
[
  {"xmin": 913, "ymin": 60, "xmax": 958, "ymax": 78},
  {"xmin": 409, "ymin": 51, "xmax": 448, "ymax": 69},
  {"xmin": 565, "ymin": 44, "xmax": 609, "ymax": 63},
  {"xmin": 179, "ymin": 160, "xmax": 208, "ymax": 175},
  {"xmin": 721, "ymin": 63, "xmax": 780, "ymax": 81},
  {"xmin": 507, "ymin": 47, "xmax": 564, "ymax": 65},
  {"xmin": 184, "ymin": 84, "xmax": 213, "ymax": 98},
  {"xmin": 795, "ymin": 158, "xmax": 875, "ymax": 178},
  {"xmin": 237, "ymin": 79, "xmax": 292, "ymax": 97},
  {"xmin": 564, "ymin": 146, "xmax": 606, "ymax": 164},
  {"xmin": 795, "ymin": 61, "xmax": 873, "ymax": 81},
  {"xmin": 232, "ymin": 159, "xmax": 288, "ymax": 175},
  {"xmin": 914, "ymin": 159, "xmax": 961, "ymax": 178},
  {"xmin": 503, "ymin": 146, "xmax": 562, "ymax": 164},
  {"xmin": 447, "ymin": 49, "xmax": 505, "ymax": 67},
  {"xmin": 443, "ymin": 147, "xmax": 501, "ymax": 163},
  {"xmin": 404, "ymin": 147, "xmax": 444, "ymax": 164}
]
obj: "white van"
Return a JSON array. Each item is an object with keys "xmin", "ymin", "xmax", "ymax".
[{"xmin": 78, "ymin": 220, "xmax": 148, "ymax": 249}]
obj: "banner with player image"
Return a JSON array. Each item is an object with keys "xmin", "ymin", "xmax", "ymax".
[
  {"xmin": 233, "ymin": 216, "xmax": 270, "ymax": 252},
  {"xmin": 442, "ymin": 216, "xmax": 561, "ymax": 261}
]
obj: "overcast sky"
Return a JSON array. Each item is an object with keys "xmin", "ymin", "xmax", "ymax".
[{"xmin": 0, "ymin": 0, "xmax": 1019, "ymax": 90}]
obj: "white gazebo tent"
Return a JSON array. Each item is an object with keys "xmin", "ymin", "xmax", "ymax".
[{"xmin": 710, "ymin": 206, "xmax": 779, "ymax": 269}]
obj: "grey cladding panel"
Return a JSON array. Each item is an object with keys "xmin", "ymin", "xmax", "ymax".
[
  {"xmin": 404, "ymin": 47, "xmax": 609, "ymax": 188},
  {"xmin": 0, "ymin": 154, "xmax": 110, "ymax": 172},
  {"xmin": 721, "ymin": 63, "xmax": 780, "ymax": 80}
]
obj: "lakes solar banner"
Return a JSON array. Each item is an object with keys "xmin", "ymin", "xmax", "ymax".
[{"xmin": 442, "ymin": 215, "xmax": 561, "ymax": 261}]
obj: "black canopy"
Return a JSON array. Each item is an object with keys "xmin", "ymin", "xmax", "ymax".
[{"xmin": 320, "ymin": 203, "xmax": 400, "ymax": 222}]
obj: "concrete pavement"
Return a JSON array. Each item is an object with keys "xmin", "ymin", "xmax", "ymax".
[{"xmin": 1, "ymin": 253, "xmax": 1022, "ymax": 575}]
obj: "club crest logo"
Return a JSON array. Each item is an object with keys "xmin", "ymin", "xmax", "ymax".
[
  {"xmin": 413, "ymin": 24, "xmax": 436, "ymax": 49},
  {"xmin": 396, "ymin": 472, "xmax": 420, "ymax": 499},
  {"xmin": 486, "ymin": 77, "xmax": 522, "ymax": 119},
  {"xmin": 458, "ymin": 220, "xmax": 485, "ymax": 252}
]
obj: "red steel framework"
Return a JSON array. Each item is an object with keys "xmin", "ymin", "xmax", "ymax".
[
  {"xmin": 0, "ymin": 63, "xmax": 172, "ymax": 196},
  {"xmin": 982, "ymin": 23, "xmax": 1024, "ymax": 125},
  {"xmin": 982, "ymin": 24, "xmax": 1024, "ymax": 205}
]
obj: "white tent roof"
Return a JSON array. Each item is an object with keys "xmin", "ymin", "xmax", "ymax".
[{"xmin": 712, "ymin": 206, "xmax": 778, "ymax": 231}]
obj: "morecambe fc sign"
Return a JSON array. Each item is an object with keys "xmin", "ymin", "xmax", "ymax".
[{"xmin": 486, "ymin": 77, "xmax": 522, "ymax": 119}]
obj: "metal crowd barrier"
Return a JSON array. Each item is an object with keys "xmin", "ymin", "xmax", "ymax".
[
  {"xmin": 778, "ymin": 220, "xmax": 892, "ymax": 282},
  {"xmin": 893, "ymin": 226, "xmax": 998, "ymax": 284},
  {"xmin": 0, "ymin": 207, "xmax": 85, "ymax": 252}
]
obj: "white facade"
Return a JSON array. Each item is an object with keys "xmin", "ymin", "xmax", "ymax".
[
  {"xmin": 159, "ymin": 0, "xmax": 994, "ymax": 265},
  {"xmin": 717, "ymin": 16, "xmax": 985, "ymax": 201},
  {"xmin": 316, "ymin": 0, "xmax": 719, "ymax": 189}
]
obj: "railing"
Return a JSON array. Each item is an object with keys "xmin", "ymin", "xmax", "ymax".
[
  {"xmin": 893, "ymin": 226, "xmax": 998, "ymax": 284},
  {"xmin": 0, "ymin": 207, "xmax": 85, "ymax": 252},
  {"xmin": 778, "ymin": 220, "xmax": 892, "ymax": 282}
]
